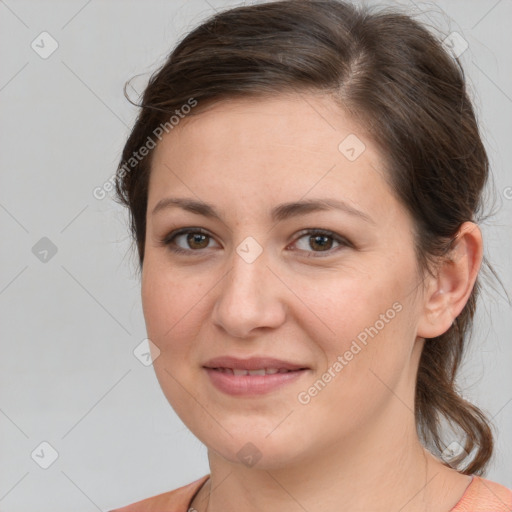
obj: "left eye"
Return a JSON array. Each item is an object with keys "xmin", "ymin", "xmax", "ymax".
[
  {"xmin": 291, "ymin": 229, "xmax": 351, "ymax": 256},
  {"xmin": 161, "ymin": 228, "xmax": 351, "ymax": 257}
]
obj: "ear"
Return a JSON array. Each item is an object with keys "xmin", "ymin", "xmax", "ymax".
[{"xmin": 417, "ymin": 222, "xmax": 483, "ymax": 339}]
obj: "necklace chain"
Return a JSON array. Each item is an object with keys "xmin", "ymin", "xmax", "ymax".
[{"xmin": 191, "ymin": 478, "xmax": 211, "ymax": 512}]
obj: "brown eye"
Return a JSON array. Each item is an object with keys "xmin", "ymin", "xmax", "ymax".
[
  {"xmin": 162, "ymin": 228, "xmax": 219, "ymax": 254},
  {"xmin": 308, "ymin": 234, "xmax": 334, "ymax": 251},
  {"xmin": 186, "ymin": 232, "xmax": 210, "ymax": 250},
  {"xmin": 292, "ymin": 229, "xmax": 352, "ymax": 257}
]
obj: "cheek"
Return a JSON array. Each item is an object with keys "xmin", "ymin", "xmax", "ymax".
[
  {"xmin": 141, "ymin": 261, "xmax": 208, "ymax": 416},
  {"xmin": 294, "ymin": 265, "xmax": 411, "ymax": 352},
  {"xmin": 141, "ymin": 261, "xmax": 201, "ymax": 376},
  {"xmin": 141, "ymin": 259, "xmax": 206, "ymax": 357},
  {"xmin": 293, "ymin": 264, "xmax": 418, "ymax": 405}
]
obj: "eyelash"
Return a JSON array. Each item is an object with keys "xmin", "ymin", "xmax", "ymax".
[{"xmin": 160, "ymin": 227, "xmax": 352, "ymax": 258}]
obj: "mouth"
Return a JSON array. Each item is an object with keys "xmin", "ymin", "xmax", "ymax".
[
  {"xmin": 203, "ymin": 355, "xmax": 309, "ymax": 372},
  {"xmin": 202, "ymin": 356, "xmax": 310, "ymax": 396},
  {"xmin": 206, "ymin": 367, "xmax": 305, "ymax": 376}
]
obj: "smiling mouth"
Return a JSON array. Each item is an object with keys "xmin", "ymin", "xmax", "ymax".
[
  {"xmin": 203, "ymin": 366, "xmax": 308, "ymax": 396},
  {"xmin": 208, "ymin": 367, "xmax": 305, "ymax": 376}
]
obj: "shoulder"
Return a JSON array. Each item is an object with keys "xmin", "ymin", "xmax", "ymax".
[
  {"xmin": 451, "ymin": 475, "xmax": 512, "ymax": 512},
  {"xmin": 109, "ymin": 474, "xmax": 210, "ymax": 512}
]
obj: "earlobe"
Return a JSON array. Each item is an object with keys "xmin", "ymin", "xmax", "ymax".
[{"xmin": 417, "ymin": 222, "xmax": 483, "ymax": 339}]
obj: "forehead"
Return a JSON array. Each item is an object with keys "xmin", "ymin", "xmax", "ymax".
[
  {"xmin": 148, "ymin": 93, "xmax": 401, "ymax": 224},
  {"xmin": 167, "ymin": 93, "xmax": 360, "ymax": 152}
]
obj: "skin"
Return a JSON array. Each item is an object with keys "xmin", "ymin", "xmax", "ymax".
[{"xmin": 141, "ymin": 92, "xmax": 482, "ymax": 512}]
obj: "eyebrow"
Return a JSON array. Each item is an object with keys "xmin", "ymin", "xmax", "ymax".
[{"xmin": 151, "ymin": 197, "xmax": 375, "ymax": 224}]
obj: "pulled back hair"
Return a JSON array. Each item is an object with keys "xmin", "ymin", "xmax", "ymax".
[{"xmin": 115, "ymin": 0, "xmax": 495, "ymax": 474}]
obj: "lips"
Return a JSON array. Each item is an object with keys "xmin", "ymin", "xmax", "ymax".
[
  {"xmin": 202, "ymin": 356, "xmax": 310, "ymax": 396},
  {"xmin": 214, "ymin": 368, "xmax": 293, "ymax": 376},
  {"xmin": 202, "ymin": 355, "xmax": 309, "ymax": 372}
]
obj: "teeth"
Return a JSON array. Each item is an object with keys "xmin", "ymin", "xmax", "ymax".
[
  {"xmin": 248, "ymin": 369, "xmax": 266, "ymax": 376},
  {"xmin": 218, "ymin": 368, "xmax": 291, "ymax": 375}
]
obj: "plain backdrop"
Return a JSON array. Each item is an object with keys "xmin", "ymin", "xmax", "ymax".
[{"xmin": 0, "ymin": 0, "xmax": 511, "ymax": 510}]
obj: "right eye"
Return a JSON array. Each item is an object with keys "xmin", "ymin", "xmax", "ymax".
[{"xmin": 161, "ymin": 227, "xmax": 220, "ymax": 255}]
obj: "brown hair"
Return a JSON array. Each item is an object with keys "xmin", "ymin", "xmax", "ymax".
[{"xmin": 115, "ymin": 0, "xmax": 496, "ymax": 474}]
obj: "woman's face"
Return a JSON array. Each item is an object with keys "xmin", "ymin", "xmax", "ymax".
[{"xmin": 141, "ymin": 93, "xmax": 428, "ymax": 469}]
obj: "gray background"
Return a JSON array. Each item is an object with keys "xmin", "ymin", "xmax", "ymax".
[{"xmin": 0, "ymin": 0, "xmax": 510, "ymax": 510}]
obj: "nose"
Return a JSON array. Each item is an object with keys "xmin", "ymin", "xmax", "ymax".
[{"xmin": 211, "ymin": 244, "xmax": 287, "ymax": 339}]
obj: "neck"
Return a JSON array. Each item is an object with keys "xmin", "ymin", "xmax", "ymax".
[{"xmin": 191, "ymin": 409, "xmax": 467, "ymax": 512}]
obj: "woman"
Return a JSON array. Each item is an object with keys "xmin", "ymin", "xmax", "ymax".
[{"xmin": 110, "ymin": 1, "xmax": 511, "ymax": 510}]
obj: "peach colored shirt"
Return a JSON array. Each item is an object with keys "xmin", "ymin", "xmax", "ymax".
[{"xmin": 110, "ymin": 474, "xmax": 512, "ymax": 512}]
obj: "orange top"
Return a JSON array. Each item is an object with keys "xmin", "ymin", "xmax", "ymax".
[{"xmin": 110, "ymin": 474, "xmax": 512, "ymax": 512}]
